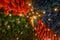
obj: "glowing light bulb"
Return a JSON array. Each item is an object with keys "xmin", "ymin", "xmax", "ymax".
[
  {"xmin": 34, "ymin": 27, "xmax": 36, "ymax": 30},
  {"xmin": 36, "ymin": 12, "xmax": 39, "ymax": 15},
  {"xmin": 38, "ymin": 15, "xmax": 41, "ymax": 17},
  {"xmin": 31, "ymin": 8, "xmax": 33, "ymax": 11},
  {"xmin": 28, "ymin": 3, "xmax": 31, "ymax": 6},
  {"xmin": 32, "ymin": 11, "xmax": 34, "ymax": 14},
  {"xmin": 54, "ymin": 34, "xmax": 56, "ymax": 36},
  {"xmin": 25, "ymin": 25, "xmax": 27, "ymax": 27},
  {"xmin": 26, "ymin": 16, "xmax": 29, "ymax": 18},
  {"xmin": 42, "ymin": 10, "xmax": 46, "ymax": 14},
  {"xmin": 54, "ymin": 8, "xmax": 58, "ymax": 12},
  {"xmin": 42, "ymin": 22, "xmax": 44, "ymax": 25},
  {"xmin": 21, "ymin": 31, "xmax": 23, "ymax": 34},
  {"xmin": 16, "ymin": 37, "xmax": 19, "ymax": 40},
  {"xmin": 35, "ymin": 33, "xmax": 37, "ymax": 36},
  {"xmin": 48, "ymin": 29, "xmax": 50, "ymax": 31},
  {"xmin": 9, "ymin": 14, "xmax": 12, "ymax": 16},
  {"xmin": 48, "ymin": 18, "xmax": 51, "ymax": 21},
  {"xmin": 33, "ymin": 16, "xmax": 37, "ymax": 19},
  {"xmin": 19, "ymin": 14, "xmax": 23, "ymax": 16},
  {"xmin": 29, "ymin": 13, "xmax": 31, "ymax": 15},
  {"xmin": 18, "ymin": 21, "xmax": 20, "ymax": 24},
  {"xmin": 8, "ymin": 25, "xmax": 10, "ymax": 29}
]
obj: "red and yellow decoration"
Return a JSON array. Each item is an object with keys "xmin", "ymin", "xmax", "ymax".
[
  {"xmin": 30, "ymin": 15, "xmax": 37, "ymax": 27},
  {"xmin": 0, "ymin": 0, "xmax": 31, "ymax": 15},
  {"xmin": 26, "ymin": 10, "xmax": 45, "ymax": 27},
  {"xmin": 34, "ymin": 20, "xmax": 60, "ymax": 40}
]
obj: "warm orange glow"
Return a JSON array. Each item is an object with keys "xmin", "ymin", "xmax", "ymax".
[
  {"xmin": 33, "ymin": 20, "xmax": 60, "ymax": 40},
  {"xmin": 30, "ymin": 16, "xmax": 37, "ymax": 27},
  {"xmin": 0, "ymin": 0, "xmax": 31, "ymax": 16},
  {"xmin": 54, "ymin": 7, "xmax": 58, "ymax": 12}
]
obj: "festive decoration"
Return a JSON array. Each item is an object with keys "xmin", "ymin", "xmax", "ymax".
[
  {"xmin": 32, "ymin": 0, "xmax": 60, "ymax": 10},
  {"xmin": 0, "ymin": 13, "xmax": 34, "ymax": 40},
  {"xmin": 0, "ymin": 0, "xmax": 60, "ymax": 40},
  {"xmin": 34, "ymin": 20, "xmax": 60, "ymax": 40},
  {"xmin": 31, "ymin": 0, "xmax": 60, "ymax": 35},
  {"xmin": 0, "ymin": 0, "xmax": 31, "ymax": 15},
  {"xmin": 29, "ymin": 15, "xmax": 37, "ymax": 27},
  {"xmin": 26, "ymin": 10, "xmax": 45, "ymax": 27},
  {"xmin": 42, "ymin": 6, "xmax": 60, "ymax": 34}
]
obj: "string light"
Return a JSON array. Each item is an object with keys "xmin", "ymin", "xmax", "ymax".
[
  {"xmin": 31, "ymin": 7, "xmax": 34, "ymax": 11},
  {"xmin": 16, "ymin": 18, "xmax": 20, "ymax": 24},
  {"xmin": 16, "ymin": 37, "xmax": 19, "ymax": 40},
  {"xmin": 8, "ymin": 25, "xmax": 10, "ymax": 29},
  {"xmin": 20, "ymin": 31, "xmax": 23, "ymax": 34},
  {"xmin": 17, "ymin": 21, "xmax": 20, "ymax": 24},
  {"xmin": 25, "ymin": 25, "xmax": 28, "ymax": 28},
  {"xmin": 38, "ymin": 15, "xmax": 41, "ymax": 17},
  {"xmin": 29, "ymin": 13, "xmax": 31, "ymax": 15},
  {"xmin": 35, "ymin": 33, "xmax": 37, "ymax": 36},
  {"xmin": 42, "ymin": 10, "xmax": 46, "ymax": 14},
  {"xmin": 54, "ymin": 34, "xmax": 56, "ymax": 36},
  {"xmin": 48, "ymin": 18, "xmax": 51, "ymax": 21},
  {"xmin": 19, "ymin": 14, "xmax": 23, "ymax": 16},
  {"xmin": 28, "ymin": 3, "xmax": 31, "ymax": 6},
  {"xmin": 9, "ymin": 14, "xmax": 12, "ymax": 16},
  {"xmin": 33, "ymin": 16, "xmax": 37, "ymax": 19},
  {"xmin": 41, "ymin": 22, "xmax": 44, "ymax": 25},
  {"xmin": 34, "ymin": 27, "xmax": 36, "ymax": 30},
  {"xmin": 32, "ymin": 11, "xmax": 34, "ymax": 14},
  {"xmin": 48, "ymin": 29, "xmax": 50, "ymax": 31},
  {"xmin": 31, "ymin": 9, "xmax": 33, "ymax": 11},
  {"xmin": 26, "ymin": 16, "xmax": 29, "ymax": 18},
  {"xmin": 36, "ymin": 12, "xmax": 39, "ymax": 15},
  {"xmin": 54, "ymin": 7, "xmax": 58, "ymax": 12}
]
